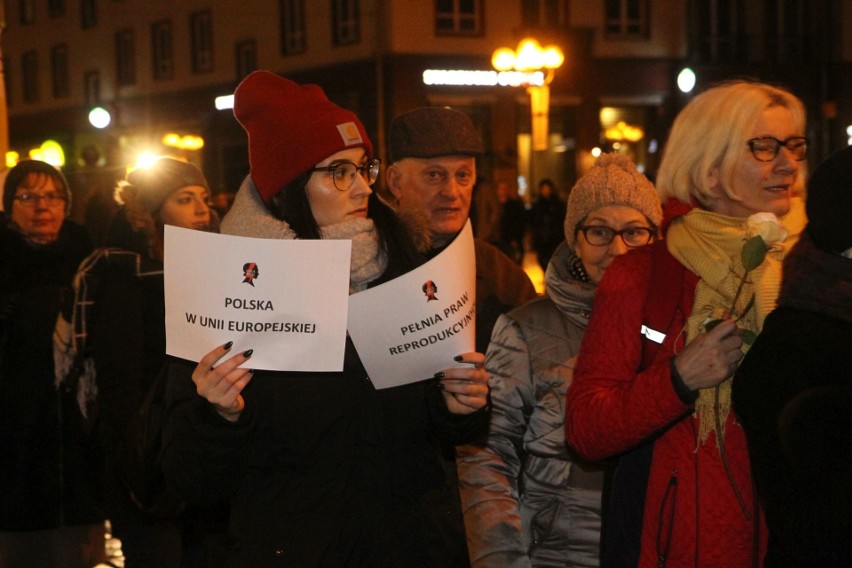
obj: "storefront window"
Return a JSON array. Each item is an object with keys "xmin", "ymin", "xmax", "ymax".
[{"xmin": 599, "ymin": 106, "xmax": 653, "ymax": 177}]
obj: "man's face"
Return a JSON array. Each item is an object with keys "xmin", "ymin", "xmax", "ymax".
[{"xmin": 387, "ymin": 155, "xmax": 476, "ymax": 248}]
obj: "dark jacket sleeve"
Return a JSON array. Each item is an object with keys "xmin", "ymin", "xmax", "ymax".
[
  {"xmin": 160, "ymin": 359, "xmax": 255, "ymax": 507},
  {"xmin": 90, "ymin": 268, "xmax": 147, "ymax": 438},
  {"xmin": 426, "ymin": 382, "xmax": 490, "ymax": 446}
]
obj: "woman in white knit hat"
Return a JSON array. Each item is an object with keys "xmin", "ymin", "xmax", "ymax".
[
  {"xmin": 565, "ymin": 80, "xmax": 808, "ymax": 567},
  {"xmin": 160, "ymin": 71, "xmax": 489, "ymax": 567},
  {"xmin": 457, "ymin": 152, "xmax": 662, "ymax": 567}
]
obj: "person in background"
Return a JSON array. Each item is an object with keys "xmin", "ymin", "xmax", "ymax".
[
  {"xmin": 733, "ymin": 145, "xmax": 852, "ymax": 568},
  {"xmin": 564, "ymin": 80, "xmax": 808, "ymax": 567},
  {"xmin": 496, "ymin": 180, "xmax": 527, "ymax": 265},
  {"xmin": 458, "ymin": 153, "xmax": 662, "ymax": 568},
  {"xmin": 529, "ymin": 178, "xmax": 567, "ymax": 271},
  {"xmin": 386, "ymin": 106, "xmax": 537, "ymax": 353},
  {"xmin": 0, "ymin": 160, "xmax": 103, "ymax": 567},
  {"xmin": 69, "ymin": 157, "xmax": 228, "ymax": 568},
  {"xmin": 210, "ymin": 190, "xmax": 235, "ymax": 219},
  {"xmin": 472, "ymin": 177, "xmax": 502, "ymax": 247},
  {"xmin": 161, "ymin": 71, "xmax": 490, "ymax": 567}
]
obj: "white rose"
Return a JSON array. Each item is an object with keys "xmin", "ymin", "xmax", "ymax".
[{"xmin": 746, "ymin": 212, "xmax": 788, "ymax": 246}]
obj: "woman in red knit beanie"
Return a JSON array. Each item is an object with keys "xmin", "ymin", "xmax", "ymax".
[{"xmin": 160, "ymin": 71, "xmax": 490, "ymax": 567}]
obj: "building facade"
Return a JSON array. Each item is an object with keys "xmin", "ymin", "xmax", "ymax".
[{"xmin": 4, "ymin": 0, "xmax": 852, "ymax": 219}]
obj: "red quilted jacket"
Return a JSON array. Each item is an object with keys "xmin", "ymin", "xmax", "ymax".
[{"xmin": 565, "ymin": 242, "xmax": 767, "ymax": 567}]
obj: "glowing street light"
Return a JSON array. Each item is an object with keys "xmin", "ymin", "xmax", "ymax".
[
  {"xmin": 89, "ymin": 106, "xmax": 112, "ymax": 129},
  {"xmin": 492, "ymin": 38, "xmax": 564, "ymax": 151},
  {"xmin": 677, "ymin": 67, "xmax": 696, "ymax": 94}
]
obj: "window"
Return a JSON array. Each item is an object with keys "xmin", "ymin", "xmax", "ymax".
[
  {"xmin": 332, "ymin": 0, "xmax": 360, "ymax": 46},
  {"xmin": 280, "ymin": 0, "xmax": 306, "ymax": 55},
  {"xmin": 48, "ymin": 0, "xmax": 65, "ymax": 18},
  {"xmin": 765, "ymin": 0, "xmax": 813, "ymax": 63},
  {"xmin": 435, "ymin": 0, "xmax": 482, "ymax": 36},
  {"xmin": 81, "ymin": 0, "xmax": 97, "ymax": 29},
  {"xmin": 20, "ymin": 0, "xmax": 36, "ymax": 24},
  {"xmin": 604, "ymin": 0, "xmax": 649, "ymax": 38},
  {"xmin": 522, "ymin": 0, "xmax": 566, "ymax": 28},
  {"xmin": 151, "ymin": 20, "xmax": 174, "ymax": 80},
  {"xmin": 115, "ymin": 29, "xmax": 135, "ymax": 86},
  {"xmin": 51, "ymin": 43, "xmax": 70, "ymax": 98},
  {"xmin": 190, "ymin": 10, "xmax": 214, "ymax": 73},
  {"xmin": 697, "ymin": 0, "xmax": 745, "ymax": 62},
  {"xmin": 235, "ymin": 40, "xmax": 257, "ymax": 79},
  {"xmin": 22, "ymin": 50, "xmax": 39, "ymax": 103},
  {"xmin": 84, "ymin": 70, "xmax": 101, "ymax": 105}
]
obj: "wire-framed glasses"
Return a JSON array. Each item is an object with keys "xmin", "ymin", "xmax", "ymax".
[
  {"xmin": 310, "ymin": 158, "xmax": 381, "ymax": 192},
  {"xmin": 13, "ymin": 191, "xmax": 67, "ymax": 208},
  {"xmin": 746, "ymin": 136, "xmax": 808, "ymax": 162},
  {"xmin": 578, "ymin": 225, "xmax": 655, "ymax": 248}
]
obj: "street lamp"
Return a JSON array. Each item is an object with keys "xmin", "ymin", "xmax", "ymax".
[
  {"xmin": 492, "ymin": 38, "xmax": 564, "ymax": 151},
  {"xmin": 677, "ymin": 67, "xmax": 696, "ymax": 94}
]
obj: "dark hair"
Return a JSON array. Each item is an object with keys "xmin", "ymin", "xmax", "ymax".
[
  {"xmin": 269, "ymin": 171, "xmax": 320, "ymax": 238},
  {"xmin": 269, "ymin": 177, "xmax": 421, "ymax": 278}
]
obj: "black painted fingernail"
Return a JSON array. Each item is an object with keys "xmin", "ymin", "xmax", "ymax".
[
  {"xmin": 436, "ymin": 382, "xmax": 445, "ymax": 390},
  {"xmin": 453, "ymin": 355, "xmax": 463, "ymax": 362},
  {"xmin": 248, "ymin": 369, "xmax": 255, "ymax": 375},
  {"xmin": 243, "ymin": 349, "xmax": 253, "ymax": 358},
  {"xmin": 223, "ymin": 341, "xmax": 233, "ymax": 350},
  {"xmin": 434, "ymin": 371, "xmax": 445, "ymax": 379}
]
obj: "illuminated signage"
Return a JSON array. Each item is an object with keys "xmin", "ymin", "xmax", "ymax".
[{"xmin": 422, "ymin": 69, "xmax": 545, "ymax": 87}]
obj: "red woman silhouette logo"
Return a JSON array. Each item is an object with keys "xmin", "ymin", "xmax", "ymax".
[
  {"xmin": 422, "ymin": 280, "xmax": 438, "ymax": 302},
  {"xmin": 242, "ymin": 262, "xmax": 259, "ymax": 287}
]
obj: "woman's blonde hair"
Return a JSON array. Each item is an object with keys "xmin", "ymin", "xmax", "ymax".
[{"xmin": 655, "ymin": 80, "xmax": 807, "ymax": 208}]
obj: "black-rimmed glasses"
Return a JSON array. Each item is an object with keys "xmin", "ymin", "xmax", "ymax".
[
  {"xmin": 577, "ymin": 225, "xmax": 655, "ymax": 248},
  {"xmin": 310, "ymin": 159, "xmax": 381, "ymax": 192},
  {"xmin": 746, "ymin": 136, "xmax": 808, "ymax": 162}
]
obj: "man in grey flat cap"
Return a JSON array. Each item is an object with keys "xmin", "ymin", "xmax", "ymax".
[
  {"xmin": 387, "ymin": 106, "xmax": 536, "ymax": 568},
  {"xmin": 387, "ymin": 107, "xmax": 536, "ymax": 353}
]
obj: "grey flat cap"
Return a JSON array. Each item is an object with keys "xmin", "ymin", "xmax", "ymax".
[{"xmin": 389, "ymin": 107, "xmax": 484, "ymax": 163}]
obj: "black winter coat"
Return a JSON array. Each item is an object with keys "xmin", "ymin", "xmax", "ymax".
[
  {"xmin": 733, "ymin": 235, "xmax": 852, "ymax": 567},
  {"xmin": 0, "ymin": 221, "xmax": 99, "ymax": 530},
  {"xmin": 163, "ymin": 347, "xmax": 487, "ymax": 567}
]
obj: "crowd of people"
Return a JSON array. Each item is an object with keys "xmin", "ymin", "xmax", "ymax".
[
  {"xmin": 472, "ymin": 177, "xmax": 568, "ymax": 272},
  {"xmin": 0, "ymin": 71, "xmax": 849, "ymax": 568}
]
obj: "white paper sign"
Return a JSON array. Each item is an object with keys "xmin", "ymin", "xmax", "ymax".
[
  {"xmin": 164, "ymin": 226, "xmax": 351, "ymax": 372},
  {"xmin": 347, "ymin": 221, "xmax": 476, "ymax": 389}
]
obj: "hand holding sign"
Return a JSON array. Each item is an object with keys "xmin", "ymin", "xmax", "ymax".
[
  {"xmin": 437, "ymin": 351, "xmax": 489, "ymax": 414},
  {"xmin": 193, "ymin": 342, "xmax": 255, "ymax": 422}
]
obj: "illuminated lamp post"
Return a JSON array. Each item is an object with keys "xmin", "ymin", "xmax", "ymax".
[{"xmin": 492, "ymin": 38, "xmax": 564, "ymax": 151}]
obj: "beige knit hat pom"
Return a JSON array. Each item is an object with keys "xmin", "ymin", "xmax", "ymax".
[{"xmin": 564, "ymin": 152, "xmax": 662, "ymax": 246}]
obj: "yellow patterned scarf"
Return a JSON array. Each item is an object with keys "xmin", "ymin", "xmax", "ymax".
[{"xmin": 666, "ymin": 197, "xmax": 806, "ymax": 445}]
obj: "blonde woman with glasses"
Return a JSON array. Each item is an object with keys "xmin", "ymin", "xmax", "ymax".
[{"xmin": 565, "ymin": 80, "xmax": 808, "ymax": 567}]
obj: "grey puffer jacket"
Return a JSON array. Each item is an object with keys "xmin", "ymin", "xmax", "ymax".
[{"xmin": 457, "ymin": 242, "xmax": 604, "ymax": 568}]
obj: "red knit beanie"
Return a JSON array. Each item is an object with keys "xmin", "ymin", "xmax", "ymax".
[{"xmin": 233, "ymin": 71, "xmax": 373, "ymax": 206}]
